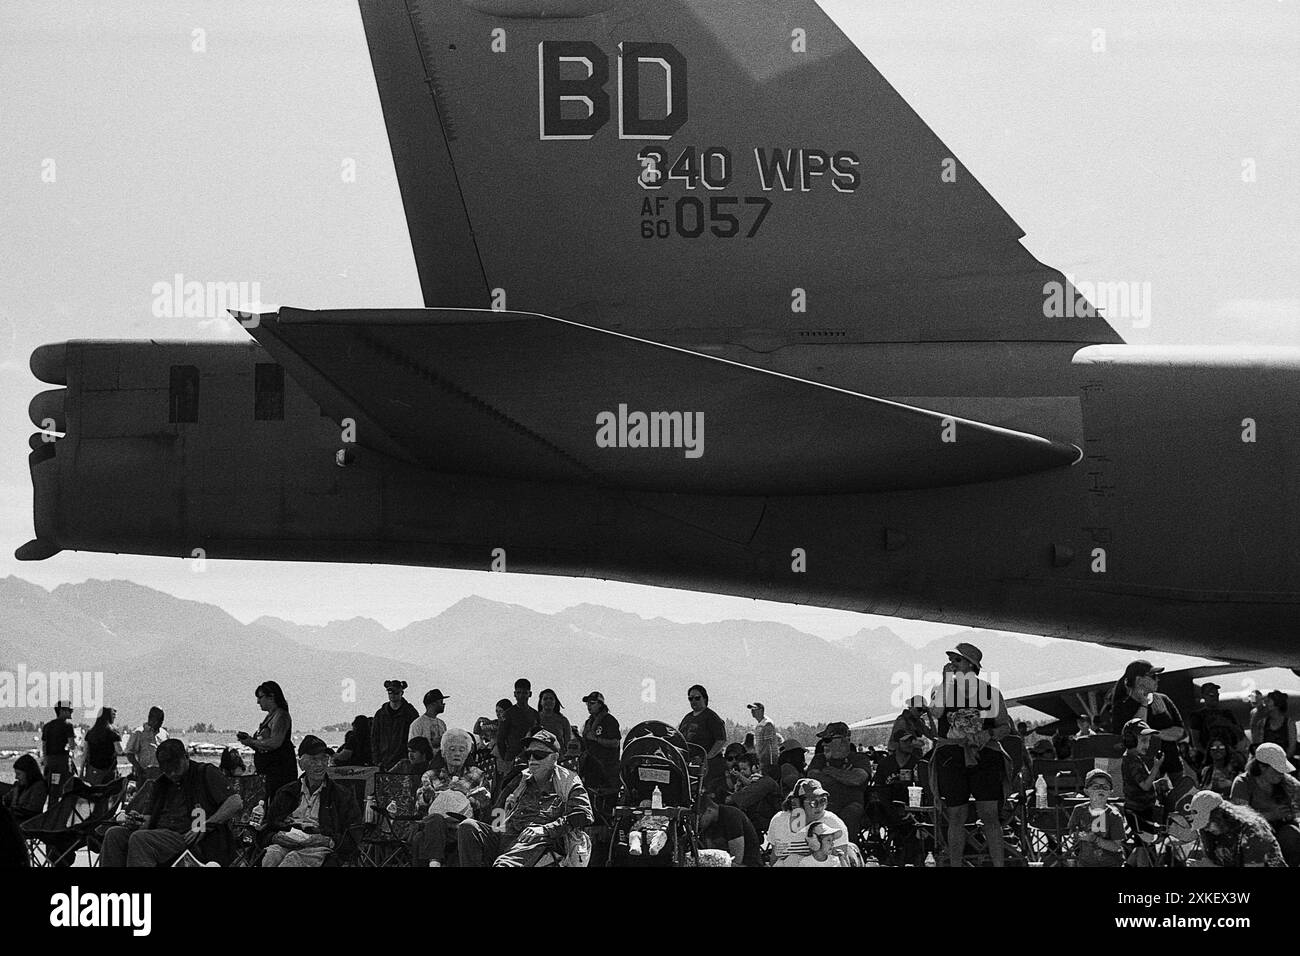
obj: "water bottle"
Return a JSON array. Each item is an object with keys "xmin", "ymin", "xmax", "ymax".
[
  {"xmin": 1035, "ymin": 774, "xmax": 1048, "ymax": 809},
  {"xmin": 249, "ymin": 800, "xmax": 265, "ymax": 827},
  {"xmin": 651, "ymin": 785, "xmax": 663, "ymax": 810}
]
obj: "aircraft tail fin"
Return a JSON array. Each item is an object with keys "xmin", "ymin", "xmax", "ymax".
[{"xmin": 358, "ymin": 0, "xmax": 1121, "ymax": 346}]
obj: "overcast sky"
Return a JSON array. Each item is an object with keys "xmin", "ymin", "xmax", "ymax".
[{"xmin": 0, "ymin": 1, "xmax": 1295, "ymax": 638}]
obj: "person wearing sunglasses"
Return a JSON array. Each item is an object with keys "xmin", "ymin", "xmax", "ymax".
[
  {"xmin": 1199, "ymin": 739, "xmax": 1242, "ymax": 797},
  {"xmin": 457, "ymin": 729, "xmax": 593, "ymax": 867},
  {"xmin": 808, "ymin": 721, "xmax": 870, "ymax": 843},
  {"xmin": 765, "ymin": 778, "xmax": 853, "ymax": 866},
  {"xmin": 680, "ymin": 684, "xmax": 727, "ymax": 797}
]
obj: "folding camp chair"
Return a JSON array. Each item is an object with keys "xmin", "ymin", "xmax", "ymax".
[
  {"xmin": 863, "ymin": 757, "xmax": 935, "ymax": 865},
  {"xmin": 24, "ymin": 776, "xmax": 127, "ymax": 867},
  {"xmin": 228, "ymin": 774, "xmax": 267, "ymax": 867},
  {"xmin": 358, "ymin": 773, "xmax": 420, "ymax": 867}
]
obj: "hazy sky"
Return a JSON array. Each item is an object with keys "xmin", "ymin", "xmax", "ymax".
[{"xmin": 1, "ymin": 1, "xmax": 1295, "ymax": 638}]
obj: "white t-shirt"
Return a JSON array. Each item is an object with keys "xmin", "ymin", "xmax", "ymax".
[
  {"xmin": 408, "ymin": 715, "xmax": 447, "ymax": 750},
  {"xmin": 765, "ymin": 810, "xmax": 850, "ymax": 867}
]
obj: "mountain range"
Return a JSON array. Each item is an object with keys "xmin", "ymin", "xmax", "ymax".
[{"xmin": 0, "ymin": 575, "xmax": 1162, "ymax": 732}]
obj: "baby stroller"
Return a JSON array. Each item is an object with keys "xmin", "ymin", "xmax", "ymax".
[{"xmin": 607, "ymin": 721, "xmax": 702, "ymax": 866}]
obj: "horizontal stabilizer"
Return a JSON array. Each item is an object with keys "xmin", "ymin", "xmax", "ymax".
[{"xmin": 245, "ymin": 308, "xmax": 1078, "ymax": 495}]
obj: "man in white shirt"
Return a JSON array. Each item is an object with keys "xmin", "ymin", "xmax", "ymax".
[
  {"xmin": 124, "ymin": 706, "xmax": 168, "ymax": 779},
  {"xmin": 747, "ymin": 702, "xmax": 782, "ymax": 771},
  {"xmin": 409, "ymin": 689, "xmax": 449, "ymax": 754}
]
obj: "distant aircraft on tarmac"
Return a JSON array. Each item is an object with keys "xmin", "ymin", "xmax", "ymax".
[{"xmin": 22, "ymin": 1, "xmax": 1300, "ymax": 669}]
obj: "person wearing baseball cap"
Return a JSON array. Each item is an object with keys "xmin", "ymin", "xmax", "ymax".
[
  {"xmin": 409, "ymin": 689, "xmax": 450, "ymax": 757},
  {"xmin": 808, "ymin": 722, "xmax": 870, "ymax": 842},
  {"xmin": 870, "ymin": 729, "xmax": 926, "ymax": 865},
  {"xmin": 1066, "ymin": 770, "xmax": 1126, "ymax": 867},
  {"xmin": 1186, "ymin": 789, "xmax": 1286, "ymax": 867},
  {"xmin": 746, "ymin": 702, "xmax": 782, "ymax": 771},
  {"xmin": 1228, "ymin": 742, "xmax": 1300, "ymax": 865},
  {"xmin": 457, "ymin": 728, "xmax": 594, "ymax": 867},
  {"xmin": 578, "ymin": 691, "xmax": 621, "ymax": 808},
  {"xmin": 101, "ymin": 739, "xmax": 243, "ymax": 867},
  {"xmin": 765, "ymin": 778, "xmax": 853, "ymax": 866},
  {"xmin": 259, "ymin": 735, "xmax": 363, "ymax": 868},
  {"xmin": 371, "ymin": 680, "xmax": 419, "ymax": 772},
  {"xmin": 41, "ymin": 700, "xmax": 77, "ymax": 803},
  {"xmin": 1109, "ymin": 660, "xmax": 1185, "ymax": 772},
  {"xmin": 888, "ymin": 695, "xmax": 935, "ymax": 754},
  {"xmin": 1120, "ymin": 718, "xmax": 1164, "ymax": 835}
]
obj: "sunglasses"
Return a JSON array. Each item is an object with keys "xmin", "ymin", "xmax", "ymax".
[
  {"xmin": 525, "ymin": 750, "xmax": 553, "ymax": 761},
  {"xmin": 803, "ymin": 795, "xmax": 829, "ymax": 805},
  {"xmin": 687, "ymin": 696, "xmax": 703, "ymax": 701}
]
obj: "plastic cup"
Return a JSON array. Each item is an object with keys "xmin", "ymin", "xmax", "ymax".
[{"xmin": 907, "ymin": 785, "xmax": 923, "ymax": 807}]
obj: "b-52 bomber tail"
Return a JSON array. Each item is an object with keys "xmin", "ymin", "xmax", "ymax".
[{"xmin": 23, "ymin": 1, "xmax": 1300, "ymax": 669}]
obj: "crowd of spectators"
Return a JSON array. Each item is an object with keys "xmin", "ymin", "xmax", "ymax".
[{"xmin": 3, "ymin": 646, "xmax": 1297, "ymax": 868}]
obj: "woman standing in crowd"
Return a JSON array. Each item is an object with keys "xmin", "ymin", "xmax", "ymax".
[
  {"xmin": 537, "ymin": 689, "xmax": 571, "ymax": 756},
  {"xmin": 82, "ymin": 707, "xmax": 122, "ymax": 785},
  {"xmin": 1109, "ymin": 660, "xmax": 1185, "ymax": 768},
  {"xmin": 1228, "ymin": 743, "xmax": 1300, "ymax": 866},
  {"xmin": 237, "ymin": 680, "xmax": 296, "ymax": 799},
  {"xmin": 929, "ymin": 643, "xmax": 1012, "ymax": 868},
  {"xmin": 1256, "ymin": 691, "xmax": 1297, "ymax": 760}
]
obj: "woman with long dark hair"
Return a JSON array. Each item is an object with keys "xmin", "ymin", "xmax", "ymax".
[
  {"xmin": 536, "ymin": 688, "xmax": 570, "ymax": 755},
  {"xmin": 1108, "ymin": 660, "xmax": 1185, "ymax": 769},
  {"xmin": 2, "ymin": 754, "xmax": 48, "ymax": 823},
  {"xmin": 83, "ymin": 707, "xmax": 122, "ymax": 785},
  {"xmin": 1198, "ymin": 740, "xmax": 1243, "ymax": 797},
  {"xmin": 236, "ymin": 681, "xmax": 296, "ymax": 799},
  {"xmin": 1257, "ymin": 691, "xmax": 1298, "ymax": 760}
]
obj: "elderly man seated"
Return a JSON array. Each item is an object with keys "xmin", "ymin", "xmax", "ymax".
[
  {"xmin": 101, "ymin": 738, "xmax": 242, "ymax": 866},
  {"xmin": 457, "ymin": 729, "xmax": 593, "ymax": 867},
  {"xmin": 259, "ymin": 735, "xmax": 362, "ymax": 867},
  {"xmin": 410, "ymin": 727, "xmax": 494, "ymax": 867}
]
